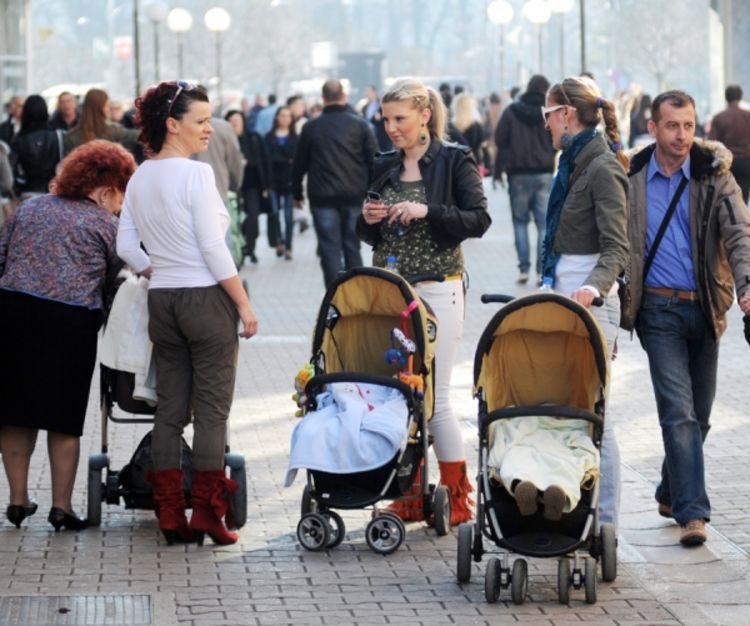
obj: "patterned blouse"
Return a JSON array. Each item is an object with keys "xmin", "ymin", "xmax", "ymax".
[
  {"xmin": 372, "ymin": 180, "xmax": 464, "ymax": 276},
  {"xmin": 0, "ymin": 194, "xmax": 120, "ymax": 310}
]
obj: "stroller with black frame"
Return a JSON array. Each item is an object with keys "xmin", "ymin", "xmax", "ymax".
[
  {"xmin": 86, "ymin": 274, "xmax": 247, "ymax": 530},
  {"xmin": 293, "ymin": 266, "xmax": 450, "ymax": 554},
  {"xmin": 456, "ymin": 292, "xmax": 617, "ymax": 605}
]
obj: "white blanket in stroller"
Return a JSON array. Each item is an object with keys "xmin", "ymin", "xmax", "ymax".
[
  {"xmin": 284, "ymin": 382, "xmax": 409, "ymax": 487},
  {"xmin": 487, "ymin": 415, "xmax": 599, "ymax": 514}
]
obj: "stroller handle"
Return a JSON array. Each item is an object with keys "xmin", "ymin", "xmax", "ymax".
[
  {"xmin": 481, "ymin": 293, "xmax": 604, "ymax": 306},
  {"xmin": 481, "ymin": 293, "xmax": 514, "ymax": 304}
]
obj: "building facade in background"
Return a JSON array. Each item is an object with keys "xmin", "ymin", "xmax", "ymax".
[{"xmin": 0, "ymin": 0, "xmax": 29, "ymax": 104}]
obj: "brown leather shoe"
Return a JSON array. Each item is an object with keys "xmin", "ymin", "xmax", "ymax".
[
  {"xmin": 543, "ymin": 485, "xmax": 566, "ymax": 521},
  {"xmin": 513, "ymin": 481, "xmax": 538, "ymax": 516},
  {"xmin": 658, "ymin": 502, "xmax": 672, "ymax": 518},
  {"xmin": 679, "ymin": 519, "xmax": 707, "ymax": 546}
]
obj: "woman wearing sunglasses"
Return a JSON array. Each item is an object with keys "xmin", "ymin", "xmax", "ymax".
[
  {"xmin": 541, "ymin": 75, "xmax": 629, "ymax": 532},
  {"xmin": 117, "ymin": 81, "xmax": 258, "ymax": 546}
]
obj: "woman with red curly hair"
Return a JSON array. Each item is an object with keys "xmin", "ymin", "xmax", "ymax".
[
  {"xmin": 0, "ymin": 140, "xmax": 136, "ymax": 532},
  {"xmin": 118, "ymin": 81, "xmax": 258, "ymax": 546}
]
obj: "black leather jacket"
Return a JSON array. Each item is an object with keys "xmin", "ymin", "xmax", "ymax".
[
  {"xmin": 357, "ymin": 138, "xmax": 491, "ymax": 251},
  {"xmin": 291, "ymin": 104, "xmax": 378, "ymax": 206}
]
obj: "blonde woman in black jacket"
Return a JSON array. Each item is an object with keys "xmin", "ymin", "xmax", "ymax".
[{"xmin": 358, "ymin": 77, "xmax": 491, "ymax": 525}]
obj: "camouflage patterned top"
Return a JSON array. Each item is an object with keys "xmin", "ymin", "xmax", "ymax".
[{"xmin": 372, "ymin": 180, "xmax": 464, "ymax": 277}]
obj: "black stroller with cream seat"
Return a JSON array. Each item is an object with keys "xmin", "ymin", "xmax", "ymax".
[
  {"xmin": 456, "ymin": 292, "xmax": 617, "ymax": 605},
  {"xmin": 291, "ymin": 266, "xmax": 449, "ymax": 554}
]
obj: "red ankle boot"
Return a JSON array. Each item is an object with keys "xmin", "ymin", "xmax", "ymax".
[
  {"xmin": 438, "ymin": 460, "xmax": 475, "ymax": 526},
  {"xmin": 150, "ymin": 469, "xmax": 194, "ymax": 544},
  {"xmin": 189, "ymin": 470, "xmax": 239, "ymax": 545},
  {"xmin": 378, "ymin": 459, "xmax": 425, "ymax": 521}
]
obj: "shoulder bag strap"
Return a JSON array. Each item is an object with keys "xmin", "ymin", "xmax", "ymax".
[
  {"xmin": 642, "ymin": 175, "xmax": 690, "ymax": 283},
  {"xmin": 56, "ymin": 130, "xmax": 64, "ymax": 162}
]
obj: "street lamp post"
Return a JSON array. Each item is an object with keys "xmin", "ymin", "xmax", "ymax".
[
  {"xmin": 486, "ymin": 0, "xmax": 514, "ymax": 90},
  {"xmin": 523, "ymin": 0, "xmax": 552, "ymax": 75},
  {"xmin": 167, "ymin": 7, "xmax": 193, "ymax": 79},
  {"xmin": 145, "ymin": 1, "xmax": 168, "ymax": 83},
  {"xmin": 204, "ymin": 7, "xmax": 231, "ymax": 110},
  {"xmin": 549, "ymin": 0, "xmax": 575, "ymax": 79}
]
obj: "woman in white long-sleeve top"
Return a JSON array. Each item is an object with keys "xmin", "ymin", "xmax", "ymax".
[{"xmin": 117, "ymin": 81, "xmax": 258, "ymax": 546}]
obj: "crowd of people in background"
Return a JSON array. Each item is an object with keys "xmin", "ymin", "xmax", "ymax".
[{"xmin": 1, "ymin": 70, "xmax": 750, "ymax": 552}]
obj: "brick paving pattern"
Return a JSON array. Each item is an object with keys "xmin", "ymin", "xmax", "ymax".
[{"xmin": 1, "ymin": 181, "xmax": 749, "ymax": 625}]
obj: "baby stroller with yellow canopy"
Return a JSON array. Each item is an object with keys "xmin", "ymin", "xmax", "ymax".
[
  {"xmin": 292, "ymin": 266, "xmax": 448, "ymax": 554},
  {"xmin": 456, "ymin": 292, "xmax": 617, "ymax": 604}
]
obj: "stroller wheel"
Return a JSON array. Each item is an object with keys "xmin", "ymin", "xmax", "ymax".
[
  {"xmin": 456, "ymin": 523, "xmax": 473, "ymax": 583},
  {"xmin": 432, "ymin": 485, "xmax": 451, "ymax": 537},
  {"xmin": 365, "ymin": 513, "xmax": 405, "ymax": 555},
  {"xmin": 321, "ymin": 510, "xmax": 345, "ymax": 548},
  {"xmin": 511, "ymin": 558, "xmax": 528, "ymax": 605},
  {"xmin": 584, "ymin": 557, "xmax": 597, "ymax": 604},
  {"xmin": 297, "ymin": 513, "xmax": 330, "ymax": 551},
  {"xmin": 484, "ymin": 557, "xmax": 501, "ymax": 603},
  {"xmin": 600, "ymin": 523, "xmax": 617, "ymax": 582},
  {"xmin": 300, "ymin": 484, "xmax": 320, "ymax": 517},
  {"xmin": 557, "ymin": 557, "xmax": 571, "ymax": 604},
  {"xmin": 87, "ymin": 453, "xmax": 108, "ymax": 528},
  {"xmin": 227, "ymin": 456, "xmax": 247, "ymax": 529}
]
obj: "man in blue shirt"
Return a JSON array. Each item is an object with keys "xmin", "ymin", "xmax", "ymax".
[{"xmin": 622, "ymin": 90, "xmax": 750, "ymax": 546}]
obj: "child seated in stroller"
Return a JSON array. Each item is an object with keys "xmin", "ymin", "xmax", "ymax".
[{"xmin": 487, "ymin": 413, "xmax": 599, "ymax": 521}]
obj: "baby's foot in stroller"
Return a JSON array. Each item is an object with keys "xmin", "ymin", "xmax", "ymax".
[
  {"xmin": 513, "ymin": 481, "xmax": 539, "ymax": 516},
  {"xmin": 543, "ymin": 485, "xmax": 567, "ymax": 521}
]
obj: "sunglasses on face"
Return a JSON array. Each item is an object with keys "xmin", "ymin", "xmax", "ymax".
[
  {"xmin": 166, "ymin": 80, "xmax": 197, "ymax": 117},
  {"xmin": 541, "ymin": 104, "xmax": 567, "ymax": 122}
]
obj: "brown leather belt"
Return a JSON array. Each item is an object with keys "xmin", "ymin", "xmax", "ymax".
[{"xmin": 644, "ymin": 286, "xmax": 699, "ymax": 302}]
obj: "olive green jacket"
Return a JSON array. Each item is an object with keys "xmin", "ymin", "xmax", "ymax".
[
  {"xmin": 553, "ymin": 133, "xmax": 629, "ymax": 295},
  {"xmin": 62, "ymin": 123, "xmax": 140, "ymax": 156},
  {"xmin": 621, "ymin": 139, "xmax": 750, "ymax": 338}
]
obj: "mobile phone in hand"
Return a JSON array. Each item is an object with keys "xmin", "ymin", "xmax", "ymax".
[{"xmin": 366, "ymin": 191, "xmax": 381, "ymax": 202}]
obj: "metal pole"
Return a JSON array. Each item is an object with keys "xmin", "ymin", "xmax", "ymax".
[
  {"xmin": 579, "ymin": 0, "xmax": 586, "ymax": 73},
  {"xmin": 559, "ymin": 12, "xmax": 565, "ymax": 79},
  {"xmin": 538, "ymin": 24, "xmax": 543, "ymax": 74},
  {"xmin": 153, "ymin": 24, "xmax": 159, "ymax": 83},
  {"xmin": 133, "ymin": 0, "xmax": 141, "ymax": 97},
  {"xmin": 215, "ymin": 33, "xmax": 222, "ymax": 110},
  {"xmin": 177, "ymin": 34, "xmax": 184, "ymax": 79},
  {"xmin": 499, "ymin": 24, "xmax": 505, "ymax": 90}
]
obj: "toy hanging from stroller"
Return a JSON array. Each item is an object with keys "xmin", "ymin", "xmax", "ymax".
[{"xmin": 286, "ymin": 266, "xmax": 448, "ymax": 555}]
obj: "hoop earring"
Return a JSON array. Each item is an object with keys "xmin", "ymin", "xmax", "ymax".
[{"xmin": 419, "ymin": 124, "xmax": 428, "ymax": 145}]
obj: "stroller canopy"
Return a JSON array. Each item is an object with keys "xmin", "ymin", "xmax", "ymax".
[
  {"xmin": 310, "ymin": 267, "xmax": 437, "ymax": 417},
  {"xmin": 473, "ymin": 293, "xmax": 609, "ymax": 413}
]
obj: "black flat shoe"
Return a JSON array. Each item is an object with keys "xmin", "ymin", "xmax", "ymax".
[
  {"xmin": 48, "ymin": 507, "xmax": 88, "ymax": 532},
  {"xmin": 6, "ymin": 499, "xmax": 38, "ymax": 528}
]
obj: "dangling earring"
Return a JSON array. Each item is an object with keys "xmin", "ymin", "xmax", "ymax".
[
  {"xmin": 419, "ymin": 124, "xmax": 428, "ymax": 145},
  {"xmin": 560, "ymin": 121, "xmax": 573, "ymax": 150}
]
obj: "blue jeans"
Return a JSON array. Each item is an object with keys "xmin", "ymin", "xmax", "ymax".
[
  {"xmin": 637, "ymin": 292, "xmax": 717, "ymax": 523},
  {"xmin": 271, "ymin": 191, "xmax": 294, "ymax": 250},
  {"xmin": 508, "ymin": 173, "xmax": 551, "ymax": 274},
  {"xmin": 589, "ymin": 292, "xmax": 622, "ymax": 529},
  {"xmin": 311, "ymin": 204, "xmax": 363, "ymax": 288}
]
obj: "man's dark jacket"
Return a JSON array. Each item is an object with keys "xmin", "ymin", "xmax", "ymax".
[
  {"xmin": 494, "ymin": 91, "xmax": 555, "ymax": 177},
  {"xmin": 292, "ymin": 103, "xmax": 378, "ymax": 206}
]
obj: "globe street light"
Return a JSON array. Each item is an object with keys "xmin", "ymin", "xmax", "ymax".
[
  {"xmin": 523, "ymin": 0, "xmax": 552, "ymax": 75},
  {"xmin": 167, "ymin": 7, "xmax": 193, "ymax": 79},
  {"xmin": 549, "ymin": 0, "xmax": 575, "ymax": 79},
  {"xmin": 486, "ymin": 0, "xmax": 514, "ymax": 90},
  {"xmin": 145, "ymin": 1, "xmax": 168, "ymax": 83},
  {"xmin": 204, "ymin": 7, "xmax": 231, "ymax": 110}
]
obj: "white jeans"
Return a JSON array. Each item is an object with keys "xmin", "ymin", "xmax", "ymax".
[
  {"xmin": 414, "ymin": 279, "xmax": 466, "ymax": 462},
  {"xmin": 589, "ymin": 293, "xmax": 622, "ymax": 529}
]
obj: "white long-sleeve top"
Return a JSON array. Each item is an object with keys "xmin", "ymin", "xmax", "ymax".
[{"xmin": 117, "ymin": 158, "xmax": 237, "ymax": 288}]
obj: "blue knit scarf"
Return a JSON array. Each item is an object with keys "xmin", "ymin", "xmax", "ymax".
[{"xmin": 541, "ymin": 128, "xmax": 599, "ymax": 284}]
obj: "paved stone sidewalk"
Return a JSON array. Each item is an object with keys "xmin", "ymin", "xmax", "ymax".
[{"xmin": 1, "ymin": 181, "xmax": 749, "ymax": 625}]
